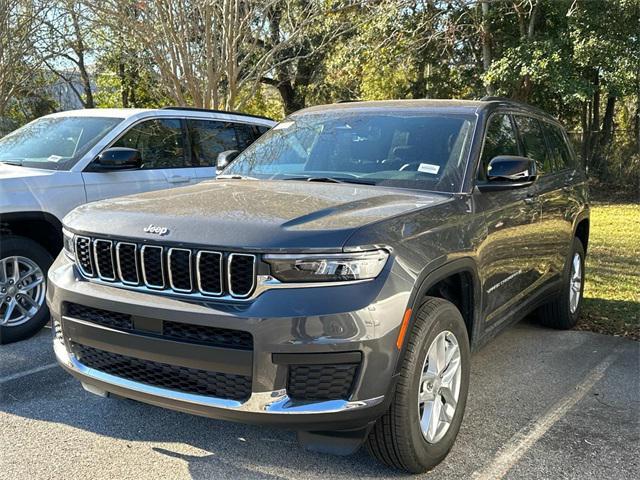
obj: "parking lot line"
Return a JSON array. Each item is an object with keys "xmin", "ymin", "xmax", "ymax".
[
  {"xmin": 0, "ymin": 362, "xmax": 59, "ymax": 384},
  {"xmin": 471, "ymin": 348, "xmax": 620, "ymax": 480}
]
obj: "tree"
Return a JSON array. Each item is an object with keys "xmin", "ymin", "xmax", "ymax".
[
  {"xmin": 0, "ymin": 0, "xmax": 46, "ymax": 117},
  {"xmin": 39, "ymin": 0, "xmax": 96, "ymax": 108},
  {"xmin": 94, "ymin": 0, "xmax": 328, "ymax": 110}
]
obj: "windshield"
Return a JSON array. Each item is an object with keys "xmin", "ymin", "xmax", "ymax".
[
  {"xmin": 223, "ymin": 111, "xmax": 476, "ymax": 192},
  {"xmin": 0, "ymin": 116, "xmax": 122, "ymax": 170}
]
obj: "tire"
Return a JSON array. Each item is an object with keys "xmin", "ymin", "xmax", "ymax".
[
  {"xmin": 366, "ymin": 297, "xmax": 471, "ymax": 473},
  {"xmin": 0, "ymin": 236, "xmax": 53, "ymax": 344},
  {"xmin": 537, "ymin": 237, "xmax": 585, "ymax": 329}
]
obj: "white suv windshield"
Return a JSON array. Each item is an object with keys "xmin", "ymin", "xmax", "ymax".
[
  {"xmin": 0, "ymin": 116, "xmax": 121, "ymax": 170},
  {"xmin": 223, "ymin": 111, "xmax": 475, "ymax": 192}
]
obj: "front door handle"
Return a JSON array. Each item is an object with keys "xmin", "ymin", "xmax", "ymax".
[{"xmin": 167, "ymin": 175, "xmax": 190, "ymax": 184}]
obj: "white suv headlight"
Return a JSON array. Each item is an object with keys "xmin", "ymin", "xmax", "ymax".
[
  {"xmin": 263, "ymin": 250, "xmax": 389, "ymax": 283},
  {"xmin": 62, "ymin": 228, "xmax": 75, "ymax": 260}
]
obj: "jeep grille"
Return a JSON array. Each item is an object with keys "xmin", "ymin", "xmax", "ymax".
[{"xmin": 74, "ymin": 236, "xmax": 256, "ymax": 299}]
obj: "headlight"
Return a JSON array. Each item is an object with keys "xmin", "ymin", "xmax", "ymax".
[
  {"xmin": 263, "ymin": 250, "xmax": 389, "ymax": 283},
  {"xmin": 62, "ymin": 228, "xmax": 75, "ymax": 260}
]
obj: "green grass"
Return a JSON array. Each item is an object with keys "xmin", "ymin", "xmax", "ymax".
[{"xmin": 578, "ymin": 203, "xmax": 640, "ymax": 340}]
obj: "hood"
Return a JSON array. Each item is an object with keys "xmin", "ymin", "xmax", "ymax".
[
  {"xmin": 0, "ymin": 162, "xmax": 53, "ymax": 182},
  {"xmin": 64, "ymin": 180, "xmax": 450, "ymax": 250}
]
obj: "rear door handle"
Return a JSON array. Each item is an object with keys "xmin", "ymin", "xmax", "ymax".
[{"xmin": 167, "ymin": 175, "xmax": 190, "ymax": 184}]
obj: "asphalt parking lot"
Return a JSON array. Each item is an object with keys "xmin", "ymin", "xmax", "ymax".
[{"xmin": 1, "ymin": 321, "xmax": 638, "ymax": 480}]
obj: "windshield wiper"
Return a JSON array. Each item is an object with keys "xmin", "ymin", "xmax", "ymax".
[
  {"xmin": 284, "ymin": 176, "xmax": 376, "ymax": 185},
  {"xmin": 217, "ymin": 174, "xmax": 258, "ymax": 180},
  {"xmin": 0, "ymin": 158, "xmax": 23, "ymax": 166}
]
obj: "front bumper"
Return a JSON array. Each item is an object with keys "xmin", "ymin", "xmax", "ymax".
[{"xmin": 48, "ymin": 255, "xmax": 410, "ymax": 430}]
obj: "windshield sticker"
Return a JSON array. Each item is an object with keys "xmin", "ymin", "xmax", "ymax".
[
  {"xmin": 47, "ymin": 155, "xmax": 64, "ymax": 162},
  {"xmin": 418, "ymin": 163, "xmax": 440, "ymax": 174},
  {"xmin": 274, "ymin": 121, "xmax": 294, "ymax": 130}
]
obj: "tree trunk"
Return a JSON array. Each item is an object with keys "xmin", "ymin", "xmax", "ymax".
[
  {"xmin": 481, "ymin": 0, "xmax": 494, "ymax": 96},
  {"xmin": 118, "ymin": 60, "xmax": 128, "ymax": 108},
  {"xmin": 588, "ymin": 70, "xmax": 601, "ymax": 171},
  {"xmin": 600, "ymin": 95, "xmax": 616, "ymax": 149},
  {"xmin": 581, "ymin": 101, "xmax": 590, "ymax": 170}
]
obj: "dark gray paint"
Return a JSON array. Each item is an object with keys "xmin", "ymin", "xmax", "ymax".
[{"xmin": 48, "ymin": 98, "xmax": 590, "ymax": 432}]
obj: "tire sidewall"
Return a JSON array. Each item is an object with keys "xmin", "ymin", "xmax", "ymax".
[
  {"xmin": 403, "ymin": 300, "xmax": 471, "ymax": 467},
  {"xmin": 0, "ymin": 236, "xmax": 54, "ymax": 343}
]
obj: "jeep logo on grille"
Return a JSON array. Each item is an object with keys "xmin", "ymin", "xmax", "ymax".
[{"xmin": 143, "ymin": 224, "xmax": 169, "ymax": 236}]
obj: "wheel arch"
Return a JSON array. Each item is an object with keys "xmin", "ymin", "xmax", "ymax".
[
  {"xmin": 0, "ymin": 211, "xmax": 63, "ymax": 258},
  {"xmin": 394, "ymin": 257, "xmax": 482, "ymax": 376}
]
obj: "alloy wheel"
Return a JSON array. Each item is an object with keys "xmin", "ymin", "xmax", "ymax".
[
  {"xmin": 418, "ymin": 330, "xmax": 462, "ymax": 444},
  {"xmin": 569, "ymin": 252, "xmax": 582, "ymax": 314},
  {"xmin": 0, "ymin": 256, "xmax": 46, "ymax": 327}
]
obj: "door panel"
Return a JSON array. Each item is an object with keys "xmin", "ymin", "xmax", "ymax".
[
  {"xmin": 476, "ymin": 188, "xmax": 542, "ymax": 321},
  {"xmin": 475, "ymin": 113, "xmax": 544, "ymax": 323}
]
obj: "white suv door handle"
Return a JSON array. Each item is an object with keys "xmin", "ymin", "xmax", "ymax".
[{"xmin": 167, "ymin": 175, "xmax": 190, "ymax": 184}]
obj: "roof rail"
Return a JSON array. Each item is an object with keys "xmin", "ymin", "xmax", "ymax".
[
  {"xmin": 161, "ymin": 106, "xmax": 274, "ymax": 122},
  {"xmin": 479, "ymin": 96, "xmax": 513, "ymax": 102},
  {"xmin": 335, "ymin": 99, "xmax": 360, "ymax": 103}
]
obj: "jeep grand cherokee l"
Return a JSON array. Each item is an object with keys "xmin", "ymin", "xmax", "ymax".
[
  {"xmin": 0, "ymin": 107, "xmax": 274, "ymax": 343},
  {"xmin": 47, "ymin": 99, "xmax": 589, "ymax": 473}
]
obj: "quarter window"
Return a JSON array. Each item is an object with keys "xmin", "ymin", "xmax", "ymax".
[
  {"xmin": 514, "ymin": 116, "xmax": 552, "ymax": 174},
  {"xmin": 480, "ymin": 114, "xmax": 519, "ymax": 178},
  {"xmin": 186, "ymin": 120, "xmax": 240, "ymax": 167},
  {"xmin": 112, "ymin": 118, "xmax": 187, "ymax": 169}
]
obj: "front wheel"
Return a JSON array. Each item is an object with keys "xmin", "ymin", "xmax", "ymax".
[
  {"xmin": 366, "ymin": 297, "xmax": 470, "ymax": 473},
  {"xmin": 0, "ymin": 236, "xmax": 53, "ymax": 344}
]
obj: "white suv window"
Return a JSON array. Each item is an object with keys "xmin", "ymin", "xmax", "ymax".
[
  {"xmin": 112, "ymin": 118, "xmax": 188, "ymax": 169},
  {"xmin": 186, "ymin": 119, "xmax": 240, "ymax": 167}
]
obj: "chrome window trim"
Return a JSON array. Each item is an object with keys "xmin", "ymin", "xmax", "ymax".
[
  {"xmin": 115, "ymin": 242, "xmax": 139, "ymax": 285},
  {"xmin": 74, "ymin": 236, "xmax": 94, "ymax": 277},
  {"xmin": 227, "ymin": 253, "xmax": 256, "ymax": 298},
  {"xmin": 93, "ymin": 239, "xmax": 116, "ymax": 281},
  {"xmin": 196, "ymin": 250, "xmax": 223, "ymax": 296},
  {"xmin": 168, "ymin": 247, "xmax": 193, "ymax": 293},
  {"xmin": 140, "ymin": 245, "xmax": 165, "ymax": 289}
]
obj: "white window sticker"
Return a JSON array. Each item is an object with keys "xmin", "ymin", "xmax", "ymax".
[
  {"xmin": 417, "ymin": 163, "xmax": 440, "ymax": 174},
  {"xmin": 273, "ymin": 121, "xmax": 294, "ymax": 130}
]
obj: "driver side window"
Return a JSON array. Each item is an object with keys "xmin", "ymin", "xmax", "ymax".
[
  {"xmin": 112, "ymin": 118, "xmax": 187, "ymax": 169},
  {"xmin": 480, "ymin": 114, "xmax": 519, "ymax": 179}
]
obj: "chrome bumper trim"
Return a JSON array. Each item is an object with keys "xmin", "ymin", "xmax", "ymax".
[{"xmin": 54, "ymin": 339, "xmax": 384, "ymax": 415}]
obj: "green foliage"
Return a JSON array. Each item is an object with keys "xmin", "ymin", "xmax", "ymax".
[{"xmin": 579, "ymin": 203, "xmax": 640, "ymax": 340}]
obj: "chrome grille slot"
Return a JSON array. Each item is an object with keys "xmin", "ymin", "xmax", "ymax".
[
  {"xmin": 116, "ymin": 242, "xmax": 139, "ymax": 285},
  {"xmin": 93, "ymin": 239, "xmax": 115, "ymax": 281},
  {"xmin": 228, "ymin": 254, "xmax": 256, "ymax": 298},
  {"xmin": 73, "ymin": 236, "xmax": 256, "ymax": 300},
  {"xmin": 141, "ymin": 245, "xmax": 165, "ymax": 289},
  {"xmin": 196, "ymin": 251, "xmax": 223, "ymax": 295},
  {"xmin": 168, "ymin": 248, "xmax": 192, "ymax": 292},
  {"xmin": 75, "ymin": 236, "xmax": 94, "ymax": 277}
]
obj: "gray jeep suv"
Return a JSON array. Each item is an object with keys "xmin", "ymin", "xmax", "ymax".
[{"xmin": 47, "ymin": 99, "xmax": 589, "ymax": 473}]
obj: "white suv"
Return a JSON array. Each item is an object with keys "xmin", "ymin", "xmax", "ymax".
[{"xmin": 0, "ymin": 107, "xmax": 274, "ymax": 343}]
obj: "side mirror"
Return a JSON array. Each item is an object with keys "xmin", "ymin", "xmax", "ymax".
[
  {"xmin": 90, "ymin": 147, "xmax": 142, "ymax": 171},
  {"xmin": 216, "ymin": 150, "xmax": 239, "ymax": 173},
  {"xmin": 478, "ymin": 155, "xmax": 537, "ymax": 191}
]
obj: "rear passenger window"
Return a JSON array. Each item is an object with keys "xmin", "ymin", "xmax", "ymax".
[
  {"xmin": 113, "ymin": 118, "xmax": 187, "ymax": 169},
  {"xmin": 514, "ymin": 116, "xmax": 552, "ymax": 174},
  {"xmin": 480, "ymin": 114, "xmax": 519, "ymax": 177},
  {"xmin": 542, "ymin": 122, "xmax": 574, "ymax": 171},
  {"xmin": 234, "ymin": 124, "xmax": 256, "ymax": 151},
  {"xmin": 187, "ymin": 120, "xmax": 240, "ymax": 167}
]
